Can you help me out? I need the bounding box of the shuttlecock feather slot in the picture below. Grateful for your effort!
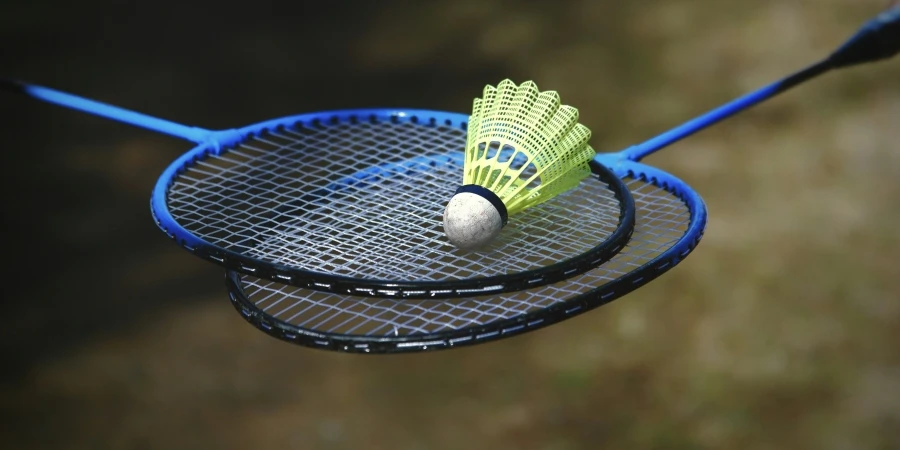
[443,79,596,250]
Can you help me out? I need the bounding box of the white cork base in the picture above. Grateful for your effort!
[442,192,504,251]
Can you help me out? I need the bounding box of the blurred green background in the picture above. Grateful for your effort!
[1,0,898,448]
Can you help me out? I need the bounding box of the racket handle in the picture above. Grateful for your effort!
[829,4,900,68]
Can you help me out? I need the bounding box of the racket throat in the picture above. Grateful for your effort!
[205,129,244,155]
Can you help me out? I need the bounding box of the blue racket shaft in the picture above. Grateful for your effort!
[0,78,229,145]
[616,3,899,162]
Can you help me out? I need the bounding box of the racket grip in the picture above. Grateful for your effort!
[829,4,900,67]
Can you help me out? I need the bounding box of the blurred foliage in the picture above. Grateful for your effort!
[1,0,898,449]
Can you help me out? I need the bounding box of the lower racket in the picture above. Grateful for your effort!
[224,5,899,353]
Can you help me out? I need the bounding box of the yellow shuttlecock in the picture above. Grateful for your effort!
[443,79,596,250]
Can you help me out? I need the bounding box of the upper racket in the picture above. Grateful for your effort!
[0,87,636,300]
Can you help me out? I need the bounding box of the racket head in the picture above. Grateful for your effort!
[223,160,707,354]
[151,109,636,299]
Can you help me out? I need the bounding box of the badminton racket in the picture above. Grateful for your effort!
[0,90,637,300]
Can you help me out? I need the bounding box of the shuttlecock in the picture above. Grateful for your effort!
[442,79,596,250]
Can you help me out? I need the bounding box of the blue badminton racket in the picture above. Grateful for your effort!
[1,89,637,300]
[218,6,899,353]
